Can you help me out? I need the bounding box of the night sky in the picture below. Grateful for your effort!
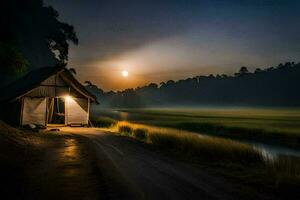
[46,0,300,91]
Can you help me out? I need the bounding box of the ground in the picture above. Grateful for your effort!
[0,125,291,199]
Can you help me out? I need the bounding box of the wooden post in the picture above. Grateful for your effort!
[87,98,90,125]
[45,97,48,126]
[19,98,24,126]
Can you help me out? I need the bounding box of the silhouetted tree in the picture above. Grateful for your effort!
[0,0,78,86]
[148,83,158,89]
[234,66,249,77]
[84,81,92,86]
[278,63,284,68]
[68,68,77,75]
[239,66,249,74]
[254,68,263,73]
[160,81,166,88]
[84,80,104,101]
[166,80,175,85]
[0,44,28,76]
[284,62,292,68]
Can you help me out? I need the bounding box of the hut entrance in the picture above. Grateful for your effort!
[47,97,65,125]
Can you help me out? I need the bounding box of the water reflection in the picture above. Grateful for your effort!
[199,133,300,161]
[62,138,78,159]
[60,138,81,177]
[254,147,277,161]
[250,142,300,161]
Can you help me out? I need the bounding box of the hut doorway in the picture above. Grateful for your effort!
[47,97,66,125]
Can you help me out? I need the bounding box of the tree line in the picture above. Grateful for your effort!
[85,62,300,107]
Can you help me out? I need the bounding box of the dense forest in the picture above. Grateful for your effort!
[86,62,300,108]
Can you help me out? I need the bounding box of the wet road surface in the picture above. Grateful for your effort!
[60,127,236,200]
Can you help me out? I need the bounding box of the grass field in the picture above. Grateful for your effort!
[93,108,300,148]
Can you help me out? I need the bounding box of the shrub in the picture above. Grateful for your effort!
[118,125,133,136]
[92,117,116,128]
[133,128,148,140]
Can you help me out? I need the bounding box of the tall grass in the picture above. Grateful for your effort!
[115,121,263,164]
[118,125,133,136]
[133,128,148,140]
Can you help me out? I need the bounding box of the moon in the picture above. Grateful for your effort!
[122,70,129,77]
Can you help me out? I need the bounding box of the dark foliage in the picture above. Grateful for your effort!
[133,128,148,140]
[87,62,300,107]
[118,125,133,135]
[91,117,116,128]
[0,0,78,86]
[0,44,28,75]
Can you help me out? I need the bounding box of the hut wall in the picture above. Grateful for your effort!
[66,98,88,125]
[22,97,47,126]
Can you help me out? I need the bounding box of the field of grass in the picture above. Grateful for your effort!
[97,108,300,148]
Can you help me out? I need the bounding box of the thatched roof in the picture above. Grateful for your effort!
[0,65,98,103]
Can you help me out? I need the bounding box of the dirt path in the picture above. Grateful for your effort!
[59,127,238,200]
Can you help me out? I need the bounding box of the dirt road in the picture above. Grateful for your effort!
[57,127,237,200]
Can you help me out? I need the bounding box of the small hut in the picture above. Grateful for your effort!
[0,65,98,127]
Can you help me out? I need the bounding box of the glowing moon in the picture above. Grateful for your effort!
[122,70,129,77]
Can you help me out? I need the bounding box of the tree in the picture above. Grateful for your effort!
[148,83,158,89]
[239,66,249,74]
[284,62,292,68]
[0,0,78,77]
[277,63,284,68]
[235,66,249,76]
[68,68,77,75]
[84,80,104,97]
[254,68,263,74]
[160,81,166,87]
[166,80,175,85]
[0,44,28,76]
[84,81,92,86]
